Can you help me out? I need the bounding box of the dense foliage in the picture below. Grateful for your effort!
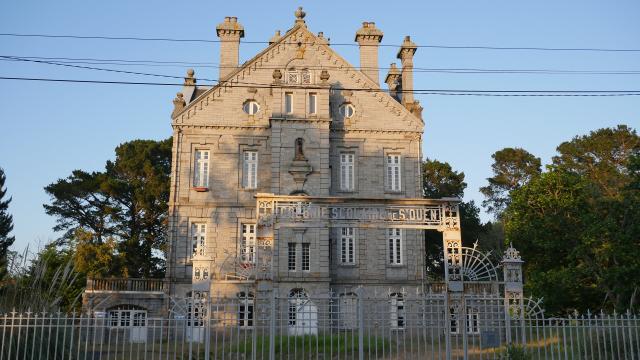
[503,125,640,313]
[44,138,172,278]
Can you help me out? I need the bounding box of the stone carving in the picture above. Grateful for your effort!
[320,69,330,83]
[288,138,313,190]
[172,92,186,116]
[294,138,305,160]
[272,69,282,83]
[184,68,196,86]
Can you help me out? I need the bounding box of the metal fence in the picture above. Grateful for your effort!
[1,293,639,359]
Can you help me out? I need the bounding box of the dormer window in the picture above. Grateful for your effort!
[243,100,260,115]
[339,103,355,118]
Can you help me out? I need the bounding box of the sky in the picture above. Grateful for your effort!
[0,0,638,253]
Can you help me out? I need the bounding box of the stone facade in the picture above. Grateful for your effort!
[166,8,428,303]
[83,8,473,319]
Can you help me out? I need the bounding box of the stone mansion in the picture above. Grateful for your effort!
[82,8,484,324]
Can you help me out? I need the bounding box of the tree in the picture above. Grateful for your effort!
[553,124,639,198]
[504,126,640,313]
[0,167,15,284]
[422,159,489,279]
[480,148,541,217]
[44,138,172,278]
[422,159,466,199]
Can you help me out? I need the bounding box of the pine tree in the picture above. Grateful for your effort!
[0,167,15,283]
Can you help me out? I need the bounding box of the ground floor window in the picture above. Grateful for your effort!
[187,291,208,327]
[390,293,405,329]
[107,305,147,328]
[237,292,254,328]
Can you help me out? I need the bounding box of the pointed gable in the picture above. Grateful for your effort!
[171,21,423,134]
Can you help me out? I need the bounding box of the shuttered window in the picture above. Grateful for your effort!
[243,151,258,189]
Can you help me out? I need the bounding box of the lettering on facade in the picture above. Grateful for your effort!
[274,203,446,226]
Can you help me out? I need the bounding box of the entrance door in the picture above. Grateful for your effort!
[288,289,318,335]
[130,311,147,343]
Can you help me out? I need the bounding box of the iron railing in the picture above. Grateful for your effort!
[86,278,166,292]
[0,294,638,359]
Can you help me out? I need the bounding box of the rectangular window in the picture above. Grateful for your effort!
[308,93,317,114]
[340,153,355,191]
[388,228,403,265]
[243,151,258,189]
[390,295,405,329]
[467,311,480,334]
[340,227,355,264]
[386,154,401,192]
[288,243,296,271]
[238,297,254,328]
[240,224,256,263]
[193,150,210,188]
[285,92,293,114]
[191,223,206,258]
[301,243,310,271]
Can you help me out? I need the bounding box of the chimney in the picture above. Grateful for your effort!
[384,63,401,100]
[216,17,245,80]
[355,22,383,86]
[397,36,417,105]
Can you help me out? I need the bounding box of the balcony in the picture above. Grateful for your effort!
[86,278,167,293]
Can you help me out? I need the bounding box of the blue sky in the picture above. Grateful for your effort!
[0,0,638,253]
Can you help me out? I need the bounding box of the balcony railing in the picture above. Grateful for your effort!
[86,278,166,293]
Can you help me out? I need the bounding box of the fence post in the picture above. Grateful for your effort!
[357,287,364,360]
[269,290,276,360]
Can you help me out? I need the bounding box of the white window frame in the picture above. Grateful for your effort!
[339,103,355,118]
[288,242,296,271]
[308,93,317,114]
[285,92,293,114]
[340,153,355,191]
[387,228,403,265]
[339,227,355,265]
[191,223,206,258]
[390,293,405,330]
[237,292,255,329]
[193,150,210,188]
[242,151,258,189]
[243,100,260,115]
[466,310,480,334]
[386,154,402,192]
[301,243,310,271]
[108,307,146,328]
[240,224,256,264]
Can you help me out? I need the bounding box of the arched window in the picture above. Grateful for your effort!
[243,100,260,115]
[237,292,255,328]
[339,103,355,118]
[389,293,405,329]
[288,288,309,326]
[107,305,147,328]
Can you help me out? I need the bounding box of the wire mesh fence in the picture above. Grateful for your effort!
[0,293,639,359]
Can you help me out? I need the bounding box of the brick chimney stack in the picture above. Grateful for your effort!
[355,22,383,86]
[397,36,417,105]
[216,17,245,80]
